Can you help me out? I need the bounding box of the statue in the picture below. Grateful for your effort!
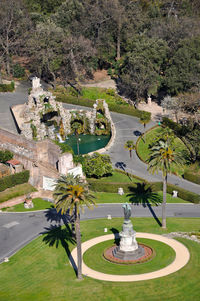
[122,203,131,220]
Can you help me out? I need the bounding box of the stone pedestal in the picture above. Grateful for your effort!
[119,219,138,252]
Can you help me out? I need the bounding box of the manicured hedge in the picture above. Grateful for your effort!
[88,180,136,193]
[88,178,200,203]
[184,171,200,185]
[0,81,15,92]
[55,93,151,120]
[166,183,200,204]
[0,170,30,192]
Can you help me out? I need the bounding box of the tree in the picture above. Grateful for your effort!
[124,140,135,158]
[117,37,168,103]
[71,122,83,155]
[161,95,180,122]
[82,153,113,178]
[27,20,64,84]
[0,0,30,76]
[53,174,96,279]
[164,37,200,95]
[0,150,13,163]
[147,140,182,228]
[139,113,151,130]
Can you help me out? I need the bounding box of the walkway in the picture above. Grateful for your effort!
[71,233,190,282]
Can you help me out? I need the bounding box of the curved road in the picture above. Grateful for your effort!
[0,81,199,262]
[0,203,200,263]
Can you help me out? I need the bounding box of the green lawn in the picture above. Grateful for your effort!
[88,170,142,183]
[94,191,188,204]
[83,238,175,275]
[136,126,189,176]
[3,198,53,212]
[0,183,37,203]
[0,218,199,301]
[3,191,188,212]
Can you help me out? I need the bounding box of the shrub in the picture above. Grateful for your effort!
[54,141,73,154]
[83,153,113,178]
[87,176,200,203]
[12,64,25,78]
[166,184,200,204]
[183,171,200,185]
[0,170,30,192]
[0,150,13,163]
[0,81,15,92]
[88,179,135,193]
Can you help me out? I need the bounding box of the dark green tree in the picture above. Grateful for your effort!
[83,153,113,178]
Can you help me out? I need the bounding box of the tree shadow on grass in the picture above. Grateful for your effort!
[41,224,77,276]
[127,183,162,227]
[115,161,132,181]
[110,228,120,246]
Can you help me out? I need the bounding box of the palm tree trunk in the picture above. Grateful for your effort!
[129,150,132,158]
[162,174,167,229]
[75,206,82,279]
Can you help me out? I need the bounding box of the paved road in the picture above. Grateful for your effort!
[0,203,200,263]
[0,81,199,262]
[0,81,199,194]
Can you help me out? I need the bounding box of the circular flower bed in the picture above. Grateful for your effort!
[103,243,155,265]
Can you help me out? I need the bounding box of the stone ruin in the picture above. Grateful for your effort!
[21,77,112,141]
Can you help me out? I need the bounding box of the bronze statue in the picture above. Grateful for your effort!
[122,203,131,220]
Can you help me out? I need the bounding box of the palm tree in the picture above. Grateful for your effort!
[139,114,150,130]
[53,174,96,279]
[147,140,182,229]
[71,122,82,155]
[124,140,135,158]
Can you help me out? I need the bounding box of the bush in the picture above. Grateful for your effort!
[0,170,30,192]
[162,117,188,136]
[87,176,200,203]
[166,184,200,204]
[54,141,73,154]
[183,171,200,185]
[0,150,13,163]
[0,81,15,92]
[83,153,113,178]
[12,64,25,78]
[88,179,135,193]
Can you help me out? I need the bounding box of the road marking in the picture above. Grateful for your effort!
[3,221,19,228]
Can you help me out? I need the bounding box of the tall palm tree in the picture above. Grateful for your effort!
[147,140,182,229]
[53,174,96,279]
[71,122,82,155]
[124,140,135,158]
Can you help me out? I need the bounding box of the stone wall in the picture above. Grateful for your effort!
[0,128,60,188]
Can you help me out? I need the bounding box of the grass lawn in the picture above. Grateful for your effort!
[0,183,36,203]
[53,86,127,107]
[3,191,188,212]
[136,126,189,176]
[3,198,53,212]
[88,170,142,183]
[0,218,199,301]
[83,238,175,275]
[94,191,188,204]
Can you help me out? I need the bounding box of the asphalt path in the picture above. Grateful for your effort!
[0,203,200,263]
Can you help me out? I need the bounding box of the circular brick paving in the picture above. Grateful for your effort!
[71,232,190,282]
